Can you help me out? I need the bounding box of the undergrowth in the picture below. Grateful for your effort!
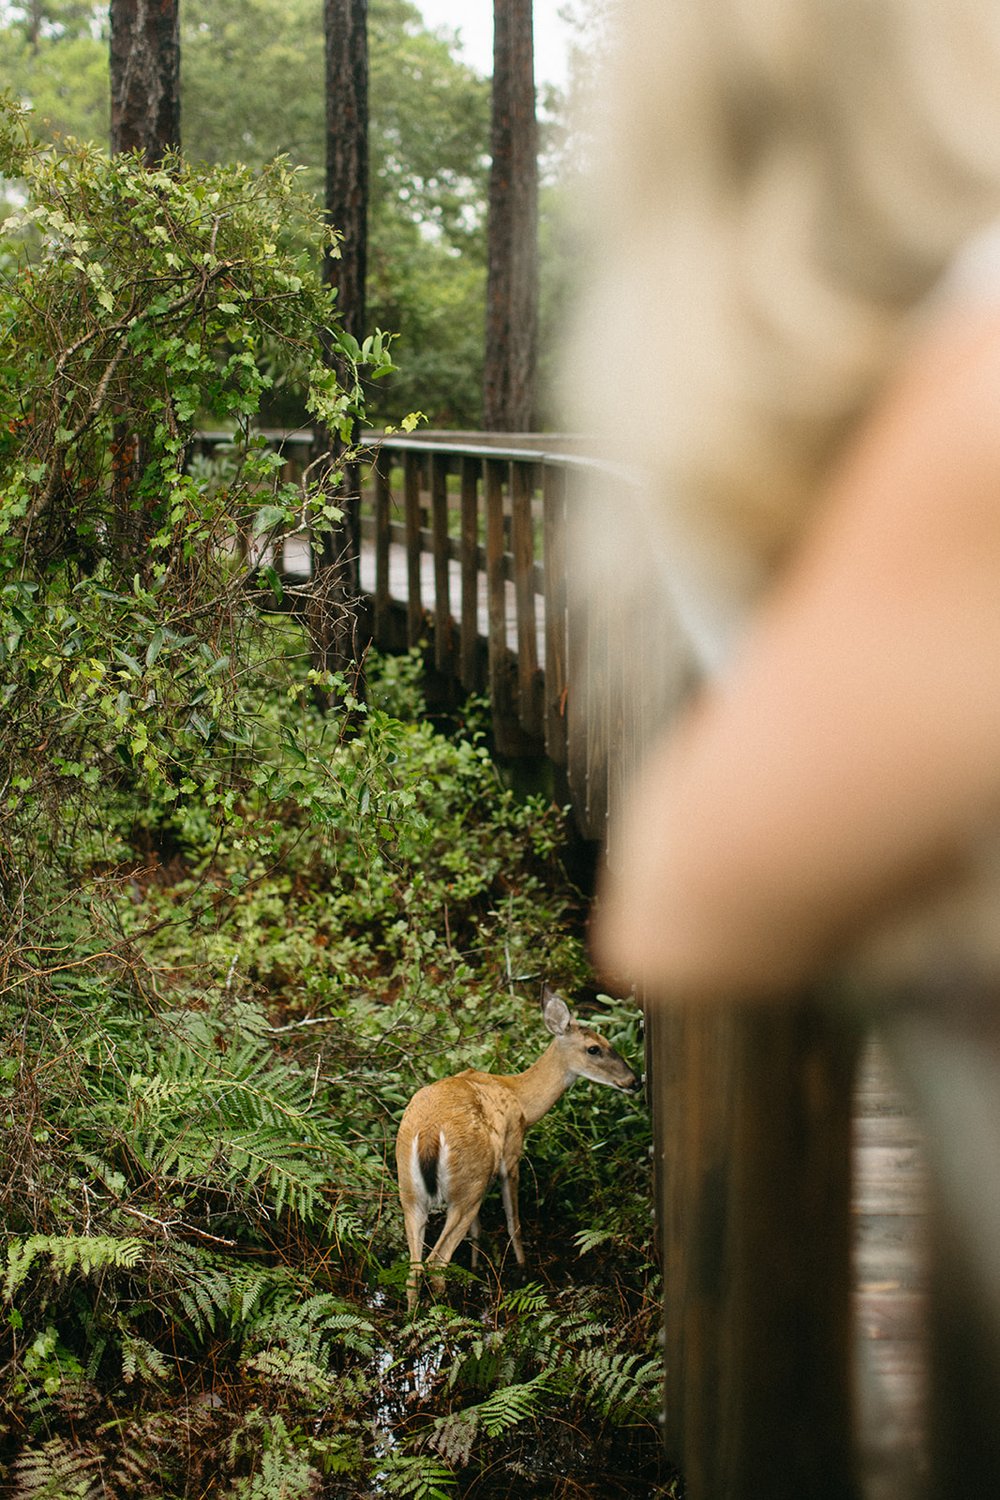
[1,643,669,1498]
[0,104,671,1498]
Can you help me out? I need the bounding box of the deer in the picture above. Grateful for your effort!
[395,984,641,1311]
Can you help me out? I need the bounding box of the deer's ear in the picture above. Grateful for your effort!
[541,985,572,1036]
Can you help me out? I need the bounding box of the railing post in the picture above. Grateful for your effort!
[430,452,452,674]
[459,456,482,692]
[484,457,514,740]
[542,462,568,767]
[403,448,423,647]
[510,458,543,741]
[654,1002,861,1500]
[373,452,391,642]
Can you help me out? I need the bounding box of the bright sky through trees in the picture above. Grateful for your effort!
[415,0,574,85]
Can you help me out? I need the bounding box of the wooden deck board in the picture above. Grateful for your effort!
[853,1040,929,1500]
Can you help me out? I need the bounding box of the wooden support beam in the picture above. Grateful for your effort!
[430,452,451,673]
[373,454,391,642]
[542,462,568,766]
[459,456,482,692]
[655,1002,861,1500]
[511,459,542,739]
[404,449,423,646]
[484,456,521,750]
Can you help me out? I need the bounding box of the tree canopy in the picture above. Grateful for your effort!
[0,0,492,425]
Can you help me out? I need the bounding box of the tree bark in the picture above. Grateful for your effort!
[313,0,370,694]
[109,0,180,164]
[324,0,369,357]
[108,0,179,583]
[483,0,539,433]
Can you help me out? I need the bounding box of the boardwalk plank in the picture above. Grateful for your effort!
[853,1040,928,1499]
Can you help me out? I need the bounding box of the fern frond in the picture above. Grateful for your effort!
[427,1408,479,1469]
[242,1345,334,1399]
[226,1411,322,1500]
[120,1332,170,1386]
[3,1235,144,1301]
[445,1333,503,1393]
[573,1225,615,1256]
[573,1347,662,1424]
[377,1452,456,1500]
[473,1371,554,1437]
[498,1281,550,1318]
[169,1248,235,1340]
[226,1263,273,1326]
[228,1441,320,1500]
[12,1437,100,1499]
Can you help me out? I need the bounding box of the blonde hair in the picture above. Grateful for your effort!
[565,0,1000,592]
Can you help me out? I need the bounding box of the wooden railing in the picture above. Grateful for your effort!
[194,427,669,836]
[193,429,925,1500]
[363,436,568,763]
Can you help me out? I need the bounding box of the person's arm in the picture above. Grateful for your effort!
[592,309,1000,1001]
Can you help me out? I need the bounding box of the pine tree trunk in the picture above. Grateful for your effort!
[313,0,370,697]
[109,0,180,164]
[324,0,369,358]
[483,0,539,433]
[108,0,180,583]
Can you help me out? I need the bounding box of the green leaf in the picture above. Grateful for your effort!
[115,651,143,677]
[145,628,166,667]
[253,503,289,535]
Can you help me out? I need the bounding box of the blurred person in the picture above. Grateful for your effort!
[563,0,1000,1492]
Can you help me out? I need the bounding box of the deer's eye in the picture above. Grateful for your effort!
[586,1044,602,1057]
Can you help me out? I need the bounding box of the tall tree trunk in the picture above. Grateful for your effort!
[108,0,180,584]
[109,0,180,164]
[324,0,369,360]
[483,0,539,433]
[313,0,369,695]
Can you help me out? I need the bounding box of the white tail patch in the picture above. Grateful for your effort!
[431,1132,449,1209]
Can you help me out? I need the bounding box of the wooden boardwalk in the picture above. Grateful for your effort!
[854,1042,928,1498]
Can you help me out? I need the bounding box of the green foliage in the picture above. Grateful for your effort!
[0,610,663,1493]
[0,0,493,427]
[4,1235,144,1301]
[0,86,663,1500]
[378,1452,457,1499]
[0,103,394,989]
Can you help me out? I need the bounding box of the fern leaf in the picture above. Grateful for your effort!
[3,1235,144,1302]
[574,1347,662,1423]
[474,1372,553,1437]
[120,1333,170,1386]
[377,1452,456,1500]
[573,1225,615,1256]
[427,1408,479,1469]
[13,1437,100,1498]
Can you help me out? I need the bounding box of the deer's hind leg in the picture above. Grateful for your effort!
[499,1159,525,1266]
[425,1153,492,1294]
[425,1202,482,1293]
[400,1194,429,1313]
